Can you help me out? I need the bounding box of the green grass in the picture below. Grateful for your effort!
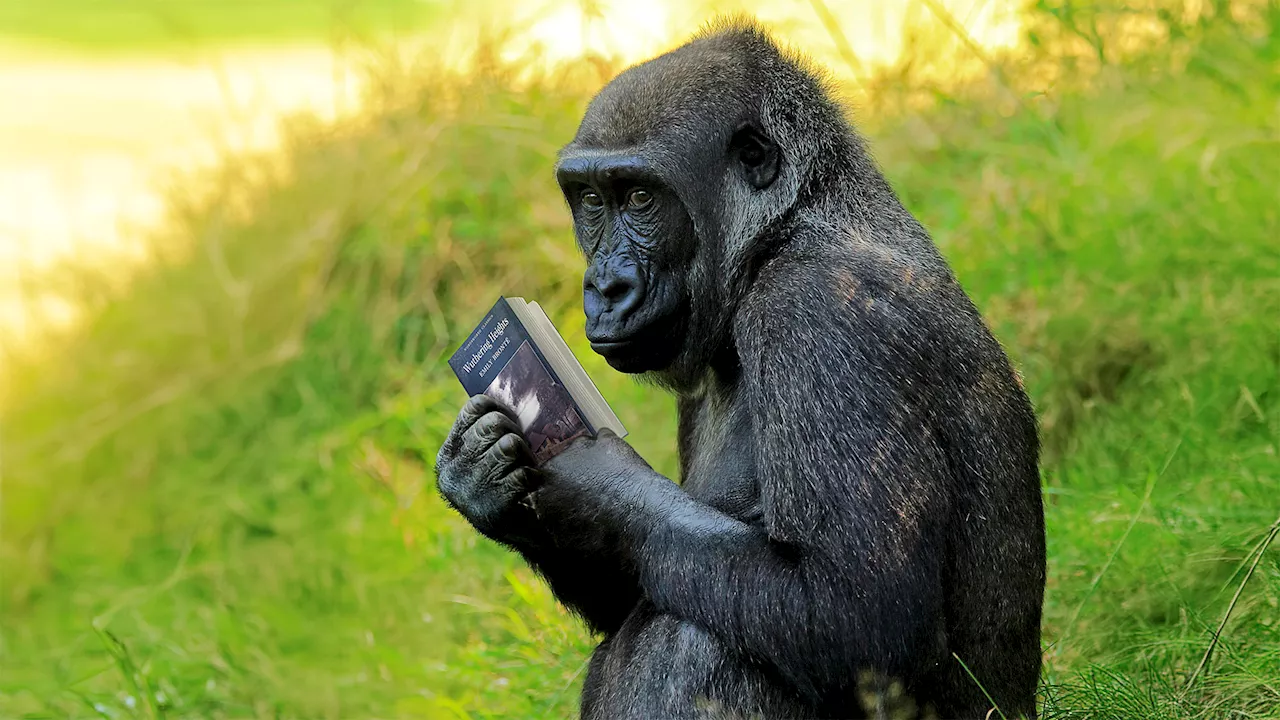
[0,0,448,50]
[2,2,1279,718]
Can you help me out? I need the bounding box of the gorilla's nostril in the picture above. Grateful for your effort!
[587,257,645,321]
[598,274,636,302]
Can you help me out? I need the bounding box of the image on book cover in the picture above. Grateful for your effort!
[485,340,590,463]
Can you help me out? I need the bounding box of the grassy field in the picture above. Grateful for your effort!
[0,0,445,50]
[2,2,1279,718]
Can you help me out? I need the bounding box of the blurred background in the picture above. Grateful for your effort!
[0,1,1276,717]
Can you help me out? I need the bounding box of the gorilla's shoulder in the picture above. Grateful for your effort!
[733,239,952,362]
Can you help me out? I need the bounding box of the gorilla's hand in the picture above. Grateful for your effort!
[532,430,672,552]
[541,429,653,484]
[435,395,543,546]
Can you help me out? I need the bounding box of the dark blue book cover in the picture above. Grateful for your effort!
[449,298,592,463]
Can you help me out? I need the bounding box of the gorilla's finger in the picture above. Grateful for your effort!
[462,411,522,457]
[476,432,534,479]
[455,395,506,441]
[461,394,503,421]
[439,395,500,459]
[507,466,544,496]
[494,432,536,467]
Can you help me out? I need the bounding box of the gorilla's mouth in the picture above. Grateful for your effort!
[587,339,631,354]
[586,311,686,373]
[587,335,650,365]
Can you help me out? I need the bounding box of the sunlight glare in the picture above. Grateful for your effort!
[520,0,672,63]
[499,0,1026,81]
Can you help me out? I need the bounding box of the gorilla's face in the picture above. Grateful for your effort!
[555,154,695,374]
[555,45,783,384]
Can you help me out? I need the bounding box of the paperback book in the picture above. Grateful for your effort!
[448,297,626,463]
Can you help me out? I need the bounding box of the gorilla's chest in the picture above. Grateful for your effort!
[677,395,763,526]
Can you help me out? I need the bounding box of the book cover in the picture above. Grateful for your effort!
[448,298,592,463]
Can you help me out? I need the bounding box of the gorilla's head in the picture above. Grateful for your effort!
[555,21,844,387]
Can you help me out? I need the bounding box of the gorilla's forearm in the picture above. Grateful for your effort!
[516,539,642,636]
[535,462,944,699]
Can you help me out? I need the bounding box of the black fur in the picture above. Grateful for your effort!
[436,18,1045,719]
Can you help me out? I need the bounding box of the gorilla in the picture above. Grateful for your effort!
[435,19,1045,720]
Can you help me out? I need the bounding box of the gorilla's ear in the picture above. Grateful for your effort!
[729,124,780,190]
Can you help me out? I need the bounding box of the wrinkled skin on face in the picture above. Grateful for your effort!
[554,158,696,374]
[554,86,781,384]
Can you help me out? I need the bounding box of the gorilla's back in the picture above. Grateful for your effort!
[933,281,1047,718]
[576,258,1046,719]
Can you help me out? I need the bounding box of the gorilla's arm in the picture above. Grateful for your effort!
[532,256,952,700]
[433,395,641,635]
[513,529,642,636]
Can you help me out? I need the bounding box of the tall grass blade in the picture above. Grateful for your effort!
[953,652,1011,720]
[1184,513,1280,693]
[1054,437,1181,657]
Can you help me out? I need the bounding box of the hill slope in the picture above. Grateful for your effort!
[2,5,1277,718]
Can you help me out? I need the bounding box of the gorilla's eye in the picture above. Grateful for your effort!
[581,190,604,209]
[627,188,653,209]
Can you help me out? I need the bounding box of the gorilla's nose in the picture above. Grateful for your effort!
[597,270,639,304]
[584,258,645,326]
